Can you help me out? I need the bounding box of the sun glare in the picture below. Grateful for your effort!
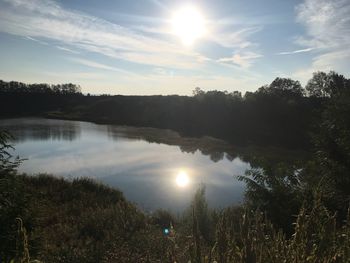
[176,171,190,187]
[171,4,206,46]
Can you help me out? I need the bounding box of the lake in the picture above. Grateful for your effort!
[1,118,252,211]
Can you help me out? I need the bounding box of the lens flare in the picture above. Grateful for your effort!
[163,228,170,235]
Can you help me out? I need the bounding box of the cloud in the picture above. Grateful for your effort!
[205,22,262,68]
[294,0,350,78]
[278,48,314,55]
[152,67,173,76]
[0,0,267,93]
[209,26,261,49]
[217,52,263,68]
[69,58,136,75]
[56,46,79,54]
[296,0,350,49]
[294,48,350,84]
[24,36,48,45]
[42,71,105,80]
[0,0,263,69]
[132,16,262,51]
[0,0,209,69]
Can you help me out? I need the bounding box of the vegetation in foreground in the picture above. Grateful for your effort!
[1,173,350,263]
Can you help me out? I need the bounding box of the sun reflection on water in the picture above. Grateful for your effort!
[176,170,190,187]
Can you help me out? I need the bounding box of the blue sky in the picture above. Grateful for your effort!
[0,0,349,95]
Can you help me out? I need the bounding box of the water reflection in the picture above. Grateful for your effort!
[175,170,190,187]
[0,118,304,211]
[0,118,81,141]
[106,125,235,163]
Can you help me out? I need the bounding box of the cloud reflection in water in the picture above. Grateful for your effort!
[0,118,248,211]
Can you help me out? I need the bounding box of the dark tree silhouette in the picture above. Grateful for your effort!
[306,71,350,98]
[257,77,304,97]
[0,71,348,149]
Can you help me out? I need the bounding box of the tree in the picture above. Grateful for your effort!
[312,82,350,214]
[0,80,82,95]
[192,87,205,97]
[229,90,242,100]
[306,71,350,98]
[305,71,329,97]
[264,77,305,97]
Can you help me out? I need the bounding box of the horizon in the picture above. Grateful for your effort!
[0,0,349,95]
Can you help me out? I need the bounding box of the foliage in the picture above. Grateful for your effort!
[238,163,304,235]
[0,80,81,95]
[306,71,350,98]
[257,77,305,97]
[0,72,335,149]
[205,195,350,263]
[310,74,350,218]
[0,173,349,262]
[0,131,21,173]
[0,131,27,262]
[150,209,175,229]
[1,174,161,262]
[191,185,214,243]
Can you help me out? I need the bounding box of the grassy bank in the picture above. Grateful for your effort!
[1,173,350,263]
[0,173,172,262]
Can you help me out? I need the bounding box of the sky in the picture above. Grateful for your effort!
[0,0,349,95]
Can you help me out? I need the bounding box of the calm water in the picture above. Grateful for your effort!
[0,118,249,211]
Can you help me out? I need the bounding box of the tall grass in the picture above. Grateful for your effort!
[2,175,350,263]
[182,190,350,263]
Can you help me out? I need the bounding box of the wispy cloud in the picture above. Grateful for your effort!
[132,21,261,57]
[0,0,209,69]
[56,46,79,54]
[278,48,314,55]
[296,0,350,50]
[148,0,169,11]
[206,22,262,68]
[209,26,261,49]
[294,0,350,78]
[0,0,264,70]
[69,58,136,75]
[0,0,267,93]
[42,71,105,80]
[217,52,263,68]
[24,36,48,45]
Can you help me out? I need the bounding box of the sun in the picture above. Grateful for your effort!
[171,4,206,46]
[176,171,190,187]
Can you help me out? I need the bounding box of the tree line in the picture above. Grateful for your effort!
[0,80,81,95]
[0,71,349,149]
